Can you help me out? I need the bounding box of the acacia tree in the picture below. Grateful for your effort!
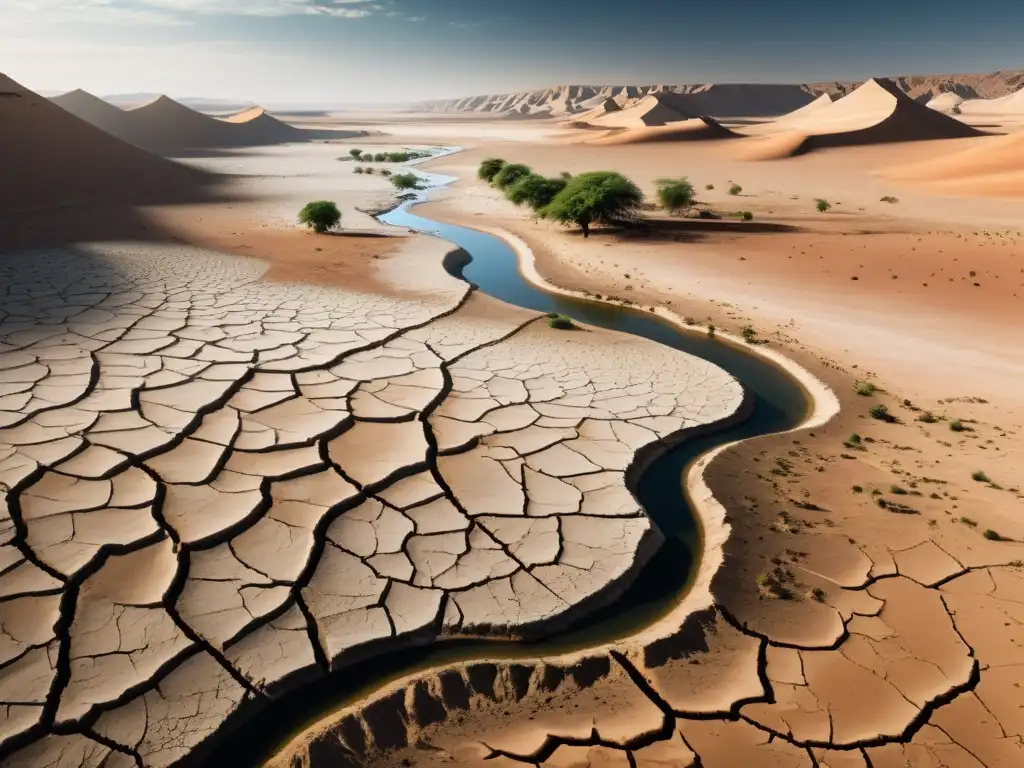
[390,172,422,190]
[298,201,341,234]
[505,173,568,211]
[348,148,362,159]
[655,177,696,215]
[541,171,643,238]
[477,158,506,182]
[491,163,532,189]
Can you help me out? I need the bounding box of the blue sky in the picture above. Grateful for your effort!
[2,0,1021,105]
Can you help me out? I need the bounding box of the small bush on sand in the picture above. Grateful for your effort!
[546,313,574,330]
[353,166,365,174]
[506,173,568,211]
[298,201,341,234]
[364,167,375,175]
[852,485,864,493]
[846,433,862,447]
[492,163,533,189]
[380,169,392,177]
[816,198,832,213]
[854,380,877,396]
[880,195,899,203]
[890,484,908,495]
[478,158,506,182]
[540,171,643,238]
[869,404,895,422]
[374,152,387,162]
[390,173,422,191]
[972,470,990,483]
[741,325,757,343]
[983,529,1004,541]
[655,177,696,215]
[707,323,716,338]
[348,148,362,158]
[950,419,966,432]
[705,183,715,190]
[738,210,754,221]
[728,183,743,196]
[917,411,939,423]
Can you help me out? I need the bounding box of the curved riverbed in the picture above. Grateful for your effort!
[204,162,811,767]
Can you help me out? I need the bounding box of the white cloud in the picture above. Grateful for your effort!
[0,0,378,27]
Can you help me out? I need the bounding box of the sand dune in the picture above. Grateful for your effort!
[0,74,205,214]
[586,117,740,145]
[740,78,982,159]
[883,131,1024,197]
[51,89,356,152]
[774,92,833,121]
[959,88,1024,114]
[926,92,965,113]
[587,93,694,128]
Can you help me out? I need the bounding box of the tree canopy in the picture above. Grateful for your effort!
[348,148,362,158]
[390,172,422,191]
[298,201,341,234]
[477,158,506,182]
[505,173,568,212]
[540,171,643,237]
[491,163,532,189]
[655,177,696,215]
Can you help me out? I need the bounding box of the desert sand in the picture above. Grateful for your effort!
[2,67,1024,768]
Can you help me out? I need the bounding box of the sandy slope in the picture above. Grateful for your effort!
[583,117,740,145]
[587,93,695,128]
[883,131,1024,197]
[739,78,983,159]
[0,74,207,213]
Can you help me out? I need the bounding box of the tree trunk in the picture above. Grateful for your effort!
[580,220,590,238]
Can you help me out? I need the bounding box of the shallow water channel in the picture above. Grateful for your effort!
[206,161,811,767]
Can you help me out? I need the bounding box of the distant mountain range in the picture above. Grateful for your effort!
[414,69,1024,118]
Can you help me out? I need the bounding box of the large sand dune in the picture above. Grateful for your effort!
[0,74,205,213]
[586,116,741,145]
[884,131,1024,197]
[586,92,695,128]
[51,89,355,152]
[742,78,983,159]
[959,88,1024,114]
[926,91,965,113]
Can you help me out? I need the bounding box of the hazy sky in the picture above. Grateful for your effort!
[2,0,1022,105]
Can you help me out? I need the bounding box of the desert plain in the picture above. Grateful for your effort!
[0,70,1023,768]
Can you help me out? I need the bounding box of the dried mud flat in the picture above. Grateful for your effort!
[0,232,743,766]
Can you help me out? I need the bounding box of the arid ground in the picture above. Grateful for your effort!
[1,75,1023,768]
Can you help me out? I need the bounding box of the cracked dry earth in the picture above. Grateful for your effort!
[0,235,744,767]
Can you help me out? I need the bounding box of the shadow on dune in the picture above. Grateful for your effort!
[577,218,802,244]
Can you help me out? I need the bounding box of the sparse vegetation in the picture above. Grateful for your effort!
[707,323,716,338]
[854,380,877,396]
[983,529,1005,541]
[655,177,696,215]
[540,171,643,238]
[880,195,899,203]
[390,172,422,191]
[890,485,908,495]
[506,173,568,211]
[478,158,507,183]
[353,166,366,174]
[348,148,362,158]
[297,200,341,234]
[705,183,714,190]
[738,211,754,221]
[917,411,939,423]
[959,516,978,527]
[492,163,533,189]
[869,404,895,422]
[852,485,864,493]
[949,419,966,432]
[815,198,832,213]
[971,470,990,483]
[740,325,757,343]
[809,587,826,602]
[845,433,862,448]
[380,169,392,177]
[546,313,574,330]
[728,183,742,195]
[374,152,387,162]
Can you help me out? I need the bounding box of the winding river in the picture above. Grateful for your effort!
[204,157,811,767]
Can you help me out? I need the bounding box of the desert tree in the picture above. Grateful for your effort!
[492,162,533,189]
[298,201,341,234]
[477,158,506,182]
[390,172,422,191]
[348,148,362,159]
[506,173,568,211]
[541,171,643,238]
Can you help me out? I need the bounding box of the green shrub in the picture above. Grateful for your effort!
[917,411,938,423]
[971,470,990,483]
[297,201,341,234]
[890,485,908,495]
[655,177,696,215]
[380,169,393,177]
[847,433,862,446]
[492,163,533,189]
[740,325,757,343]
[705,183,714,190]
[478,158,506,182]
[728,183,742,195]
[950,419,966,432]
[353,166,365,174]
[546,313,574,330]
[707,323,716,338]
[816,198,832,213]
[854,380,877,396]
[852,485,864,493]
[869,404,894,422]
[880,195,899,203]
[983,529,1004,541]
[738,211,754,221]
[374,152,387,162]
[390,172,422,191]
[506,174,568,211]
[540,171,643,238]
[349,148,362,158]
